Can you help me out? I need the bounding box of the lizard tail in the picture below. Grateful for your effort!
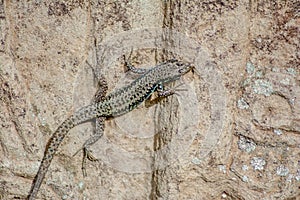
[28,103,100,199]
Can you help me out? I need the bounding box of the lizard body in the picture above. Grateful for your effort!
[28,59,192,199]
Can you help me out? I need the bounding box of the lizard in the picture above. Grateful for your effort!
[27,58,193,199]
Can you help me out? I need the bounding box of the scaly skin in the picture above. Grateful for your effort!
[28,59,192,199]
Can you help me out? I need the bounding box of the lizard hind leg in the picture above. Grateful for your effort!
[74,74,108,177]
[80,117,105,177]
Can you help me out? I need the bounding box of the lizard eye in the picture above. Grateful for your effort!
[178,68,186,73]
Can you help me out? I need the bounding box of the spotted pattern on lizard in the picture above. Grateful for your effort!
[28,59,193,199]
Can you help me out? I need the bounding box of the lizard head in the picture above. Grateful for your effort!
[172,59,193,75]
[157,59,193,83]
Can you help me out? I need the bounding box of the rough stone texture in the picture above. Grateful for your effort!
[0,0,299,199]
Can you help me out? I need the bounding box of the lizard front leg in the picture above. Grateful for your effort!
[145,83,185,107]
[123,52,149,74]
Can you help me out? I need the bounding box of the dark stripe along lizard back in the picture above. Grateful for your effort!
[28,59,192,199]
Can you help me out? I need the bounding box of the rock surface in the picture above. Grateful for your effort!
[0,1,299,199]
